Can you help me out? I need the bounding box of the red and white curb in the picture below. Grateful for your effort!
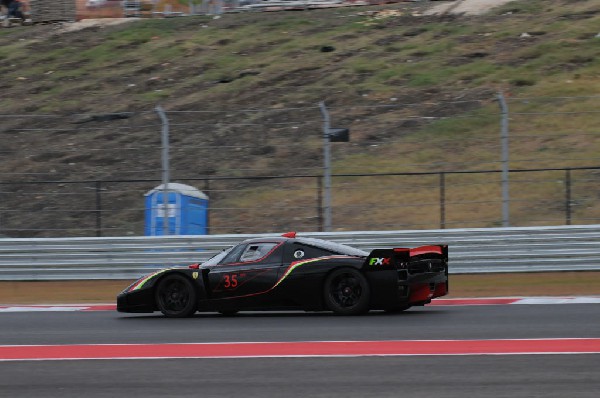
[1,338,599,361]
[430,297,600,306]
[0,297,599,312]
[0,304,114,312]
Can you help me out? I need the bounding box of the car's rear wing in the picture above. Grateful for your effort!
[365,245,448,273]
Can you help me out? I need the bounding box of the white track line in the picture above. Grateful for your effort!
[1,297,599,312]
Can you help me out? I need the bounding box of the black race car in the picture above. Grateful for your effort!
[117,232,448,317]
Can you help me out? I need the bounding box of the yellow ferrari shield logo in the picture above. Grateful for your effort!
[192,272,199,279]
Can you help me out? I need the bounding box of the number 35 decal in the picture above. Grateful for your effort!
[223,274,238,289]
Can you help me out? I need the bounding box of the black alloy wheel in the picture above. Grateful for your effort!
[324,268,370,315]
[155,274,197,318]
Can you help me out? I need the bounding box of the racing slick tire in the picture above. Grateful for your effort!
[324,268,370,315]
[155,274,197,318]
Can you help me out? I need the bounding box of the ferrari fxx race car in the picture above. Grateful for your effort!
[117,232,448,317]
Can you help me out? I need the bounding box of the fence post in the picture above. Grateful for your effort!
[565,169,572,225]
[95,181,102,237]
[155,105,170,236]
[204,178,211,234]
[497,92,510,227]
[439,172,446,229]
[317,176,323,232]
[319,101,332,232]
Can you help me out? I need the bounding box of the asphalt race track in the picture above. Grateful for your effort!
[1,303,599,397]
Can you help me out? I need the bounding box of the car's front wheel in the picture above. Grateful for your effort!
[324,268,370,315]
[155,274,197,318]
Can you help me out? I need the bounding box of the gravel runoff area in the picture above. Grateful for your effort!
[1,272,599,304]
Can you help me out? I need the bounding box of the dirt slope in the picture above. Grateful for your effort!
[0,0,598,237]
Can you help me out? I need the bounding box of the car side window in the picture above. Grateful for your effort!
[239,242,278,263]
[220,244,247,265]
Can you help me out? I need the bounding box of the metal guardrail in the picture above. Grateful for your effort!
[1,225,600,280]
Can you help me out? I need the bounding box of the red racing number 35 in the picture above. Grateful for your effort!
[223,274,238,289]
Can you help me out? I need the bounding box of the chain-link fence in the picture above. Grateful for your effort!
[1,94,599,237]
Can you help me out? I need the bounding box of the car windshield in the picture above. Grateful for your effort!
[296,238,368,257]
[201,246,234,267]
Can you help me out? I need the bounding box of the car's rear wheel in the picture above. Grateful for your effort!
[324,268,370,315]
[155,274,197,318]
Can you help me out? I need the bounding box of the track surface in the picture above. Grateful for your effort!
[1,303,599,397]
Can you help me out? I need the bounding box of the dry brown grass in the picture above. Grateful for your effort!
[2,1,600,236]
[1,272,598,304]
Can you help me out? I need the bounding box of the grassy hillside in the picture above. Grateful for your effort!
[0,0,599,237]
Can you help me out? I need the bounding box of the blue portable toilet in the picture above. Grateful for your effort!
[144,183,209,236]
